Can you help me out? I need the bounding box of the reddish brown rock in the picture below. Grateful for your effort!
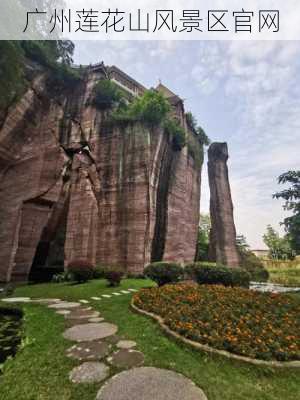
[0,64,202,282]
[208,143,240,267]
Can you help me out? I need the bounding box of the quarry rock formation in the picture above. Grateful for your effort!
[208,142,240,267]
[0,63,202,282]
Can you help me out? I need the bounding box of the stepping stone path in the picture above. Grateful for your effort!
[70,362,109,384]
[1,293,207,399]
[56,310,71,315]
[116,340,137,349]
[49,301,81,309]
[63,323,118,342]
[65,310,100,320]
[107,349,144,369]
[96,367,208,400]
[67,341,111,361]
[1,297,31,303]
[89,317,105,323]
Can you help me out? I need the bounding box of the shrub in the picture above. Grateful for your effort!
[111,89,171,126]
[93,266,106,279]
[164,118,186,151]
[67,259,94,283]
[144,262,184,286]
[103,268,124,287]
[185,262,250,288]
[93,79,125,110]
[51,271,72,283]
[186,112,210,145]
[239,251,269,282]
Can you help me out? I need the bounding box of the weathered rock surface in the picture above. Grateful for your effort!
[0,64,202,282]
[107,349,144,369]
[48,302,81,309]
[63,322,118,342]
[96,367,207,400]
[69,362,109,384]
[208,143,240,267]
[116,340,137,349]
[67,341,111,361]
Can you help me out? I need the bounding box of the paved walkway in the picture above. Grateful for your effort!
[1,295,207,400]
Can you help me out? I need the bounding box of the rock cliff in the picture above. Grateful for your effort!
[0,64,202,282]
[208,142,240,267]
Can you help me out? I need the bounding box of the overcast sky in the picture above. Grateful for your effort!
[74,40,300,249]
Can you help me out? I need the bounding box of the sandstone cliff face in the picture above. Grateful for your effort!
[0,66,202,282]
[208,142,240,267]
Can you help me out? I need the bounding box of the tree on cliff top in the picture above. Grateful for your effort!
[273,171,300,255]
[0,40,76,110]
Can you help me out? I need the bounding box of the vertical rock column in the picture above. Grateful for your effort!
[208,142,240,267]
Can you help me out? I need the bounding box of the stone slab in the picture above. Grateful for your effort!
[64,318,92,328]
[116,340,137,350]
[48,302,81,309]
[69,362,109,384]
[32,298,61,304]
[107,349,144,369]
[56,310,71,315]
[89,317,105,323]
[1,297,31,303]
[63,323,118,342]
[67,341,111,361]
[96,367,207,400]
[66,310,100,320]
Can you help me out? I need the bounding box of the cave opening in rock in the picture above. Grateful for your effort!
[28,200,69,283]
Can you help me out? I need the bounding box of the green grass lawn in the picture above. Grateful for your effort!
[1,279,299,400]
[267,267,300,287]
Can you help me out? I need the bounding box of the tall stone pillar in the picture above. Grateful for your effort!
[208,142,240,267]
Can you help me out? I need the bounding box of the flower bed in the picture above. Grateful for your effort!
[133,284,300,362]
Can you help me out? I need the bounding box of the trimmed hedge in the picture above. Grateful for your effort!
[144,262,184,286]
[67,259,94,283]
[185,262,250,288]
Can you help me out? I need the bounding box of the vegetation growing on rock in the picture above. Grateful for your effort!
[93,79,126,110]
[0,40,79,112]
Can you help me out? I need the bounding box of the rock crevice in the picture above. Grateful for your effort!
[0,66,202,282]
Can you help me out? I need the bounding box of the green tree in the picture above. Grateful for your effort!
[263,225,295,260]
[0,40,75,112]
[0,42,24,109]
[273,171,300,254]
[236,234,269,282]
[236,235,250,253]
[195,214,211,261]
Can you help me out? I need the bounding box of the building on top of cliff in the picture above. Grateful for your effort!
[156,82,185,125]
[108,65,147,97]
